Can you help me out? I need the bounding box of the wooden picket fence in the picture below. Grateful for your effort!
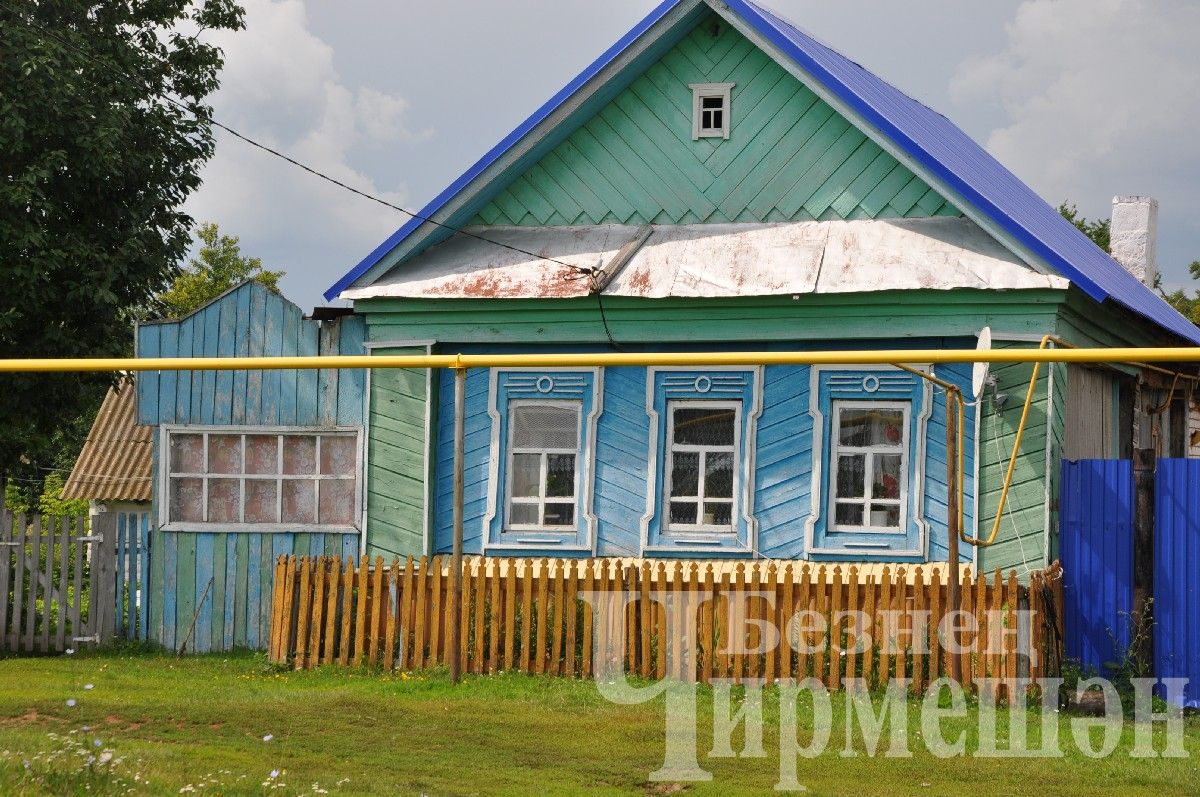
[269,555,1064,694]
[0,510,149,654]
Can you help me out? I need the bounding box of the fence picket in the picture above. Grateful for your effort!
[415,556,430,669]
[54,518,69,652]
[551,560,566,676]
[519,559,534,672]
[334,559,351,665]
[502,558,515,670]
[895,568,908,685]
[24,515,40,650]
[580,560,594,678]
[565,561,579,677]
[430,556,444,666]
[0,513,10,649]
[396,557,414,669]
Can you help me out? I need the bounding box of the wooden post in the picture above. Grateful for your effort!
[450,366,466,684]
[946,390,962,683]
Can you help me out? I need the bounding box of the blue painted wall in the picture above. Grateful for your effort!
[137,281,366,427]
[135,281,367,652]
[430,342,976,562]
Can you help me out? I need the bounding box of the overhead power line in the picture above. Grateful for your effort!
[0,1,595,278]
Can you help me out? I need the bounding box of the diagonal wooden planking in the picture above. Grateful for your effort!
[470,13,961,228]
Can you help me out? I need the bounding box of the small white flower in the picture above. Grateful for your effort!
[65,648,75,655]
[81,725,91,732]
[262,734,273,743]
[269,769,280,779]
[86,755,96,765]
[98,751,113,765]
[66,698,77,707]
[93,739,103,748]
[84,683,94,690]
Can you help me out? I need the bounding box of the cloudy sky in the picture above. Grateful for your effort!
[184,0,1200,310]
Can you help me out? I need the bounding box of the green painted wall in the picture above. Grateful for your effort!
[975,351,1053,575]
[356,290,1064,346]
[470,14,960,227]
[365,345,429,558]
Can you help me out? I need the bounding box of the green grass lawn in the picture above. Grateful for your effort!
[0,649,1198,796]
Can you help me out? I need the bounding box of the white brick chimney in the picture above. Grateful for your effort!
[1110,195,1158,287]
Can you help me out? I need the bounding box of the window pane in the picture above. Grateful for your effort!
[702,96,723,109]
[875,454,902,499]
[545,454,576,498]
[543,503,575,527]
[318,479,355,526]
[869,504,901,529]
[170,477,203,522]
[244,479,278,524]
[705,451,734,498]
[669,501,698,525]
[835,503,864,527]
[511,404,578,449]
[510,453,541,498]
[245,435,278,475]
[672,406,735,446]
[711,110,723,129]
[282,436,316,475]
[509,502,539,526]
[670,451,699,497]
[207,434,242,475]
[206,478,240,523]
[282,480,316,524]
[836,454,865,498]
[320,435,356,476]
[703,501,733,527]
[170,434,204,473]
[839,408,904,447]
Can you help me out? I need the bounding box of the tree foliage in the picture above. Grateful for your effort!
[1058,202,1200,326]
[1058,202,1111,252]
[0,1,245,483]
[154,222,285,319]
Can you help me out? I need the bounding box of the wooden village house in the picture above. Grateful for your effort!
[131,0,1200,651]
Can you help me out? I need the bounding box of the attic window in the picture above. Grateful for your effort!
[690,82,734,140]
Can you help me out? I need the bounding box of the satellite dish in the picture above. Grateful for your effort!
[972,326,992,399]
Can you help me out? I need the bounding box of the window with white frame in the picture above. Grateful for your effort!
[665,401,738,531]
[505,402,581,530]
[829,402,908,531]
[165,429,359,529]
[690,82,734,140]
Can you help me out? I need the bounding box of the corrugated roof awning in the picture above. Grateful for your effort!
[62,381,152,502]
[342,217,1068,301]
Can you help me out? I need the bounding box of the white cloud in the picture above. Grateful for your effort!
[949,0,1200,283]
[185,0,428,306]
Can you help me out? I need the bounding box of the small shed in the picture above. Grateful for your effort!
[62,380,153,521]
[135,280,368,651]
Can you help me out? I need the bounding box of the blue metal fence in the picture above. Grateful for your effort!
[1059,459,1134,674]
[1154,459,1200,708]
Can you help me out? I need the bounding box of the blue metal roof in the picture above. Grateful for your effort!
[327,0,1200,345]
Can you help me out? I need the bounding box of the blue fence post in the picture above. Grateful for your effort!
[1154,458,1200,708]
[1059,459,1134,674]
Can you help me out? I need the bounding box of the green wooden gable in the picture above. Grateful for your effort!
[470,14,960,227]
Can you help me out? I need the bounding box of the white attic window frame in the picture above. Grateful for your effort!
[690,82,734,140]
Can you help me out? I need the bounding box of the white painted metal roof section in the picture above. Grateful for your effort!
[812,217,1068,294]
[343,218,1068,300]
